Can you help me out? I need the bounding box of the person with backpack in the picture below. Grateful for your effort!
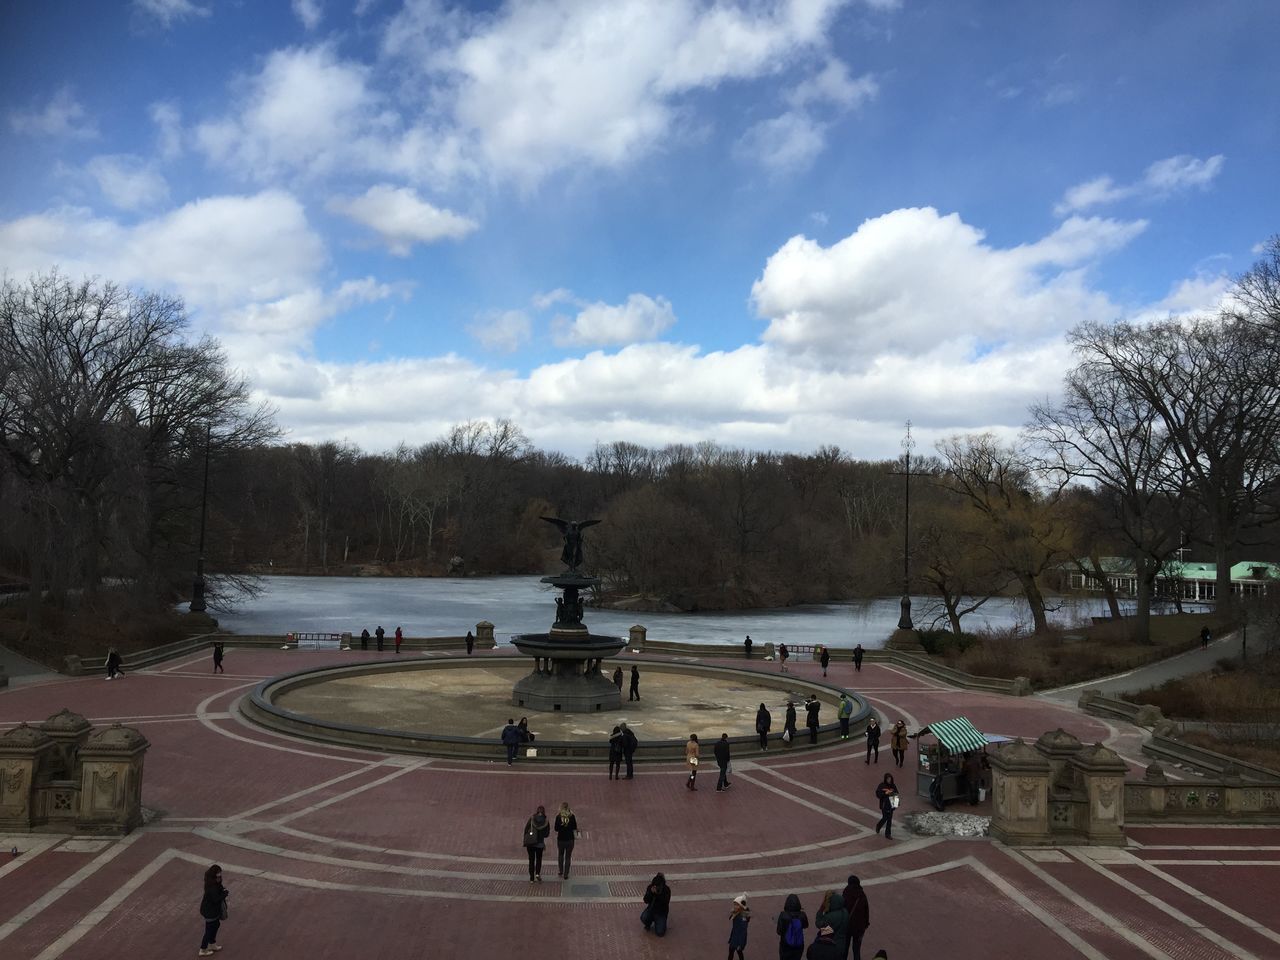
[784,701,797,746]
[621,722,638,778]
[889,721,910,768]
[874,773,899,840]
[714,732,732,791]
[685,733,700,791]
[608,725,624,780]
[198,863,228,956]
[815,888,849,959]
[805,695,821,744]
[819,645,830,677]
[779,642,790,672]
[777,892,809,960]
[842,875,870,960]
[864,718,881,764]
[852,644,864,672]
[641,872,672,936]
[755,702,772,750]
[837,694,853,740]
[522,805,550,881]
[554,801,578,879]
[727,894,750,960]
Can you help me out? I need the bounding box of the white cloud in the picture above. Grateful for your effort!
[292,0,324,30]
[532,288,574,310]
[149,101,184,160]
[133,0,209,27]
[1042,83,1080,107]
[327,184,477,255]
[750,206,1146,366]
[86,155,170,211]
[10,87,97,139]
[736,111,828,175]
[552,293,677,347]
[1056,154,1226,215]
[469,309,533,352]
[787,59,878,110]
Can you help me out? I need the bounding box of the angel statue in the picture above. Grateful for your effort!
[541,516,601,573]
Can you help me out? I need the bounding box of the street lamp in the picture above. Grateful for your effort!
[190,424,211,613]
[897,421,914,630]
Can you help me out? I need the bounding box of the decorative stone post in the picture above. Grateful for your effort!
[1071,742,1129,846]
[1221,763,1244,820]
[475,621,495,649]
[1140,762,1169,819]
[0,724,55,830]
[1035,728,1085,840]
[76,724,150,835]
[39,708,93,779]
[629,624,646,652]
[988,738,1053,846]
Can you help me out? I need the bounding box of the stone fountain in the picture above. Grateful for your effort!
[510,517,626,712]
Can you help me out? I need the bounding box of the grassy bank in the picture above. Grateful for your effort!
[921,612,1237,689]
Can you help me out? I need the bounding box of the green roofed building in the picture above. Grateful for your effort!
[1066,559,1278,602]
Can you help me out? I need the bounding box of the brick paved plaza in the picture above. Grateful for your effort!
[3,646,1279,960]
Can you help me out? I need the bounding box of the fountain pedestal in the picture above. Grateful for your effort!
[511,574,626,712]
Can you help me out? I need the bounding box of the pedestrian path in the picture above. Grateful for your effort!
[1040,629,1242,702]
[0,642,58,684]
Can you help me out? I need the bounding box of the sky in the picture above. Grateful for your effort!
[2,0,1277,461]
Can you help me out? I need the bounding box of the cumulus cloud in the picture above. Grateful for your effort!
[736,111,828,175]
[292,0,323,30]
[532,288,574,310]
[469,309,533,352]
[10,87,97,139]
[327,184,478,255]
[133,0,209,27]
[750,206,1146,367]
[1056,154,1226,215]
[86,155,170,211]
[149,101,184,159]
[551,293,677,347]
[787,58,878,110]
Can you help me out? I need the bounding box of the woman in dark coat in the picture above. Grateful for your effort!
[842,875,870,960]
[755,703,772,751]
[523,805,550,881]
[198,863,227,956]
[819,646,830,677]
[608,725,624,779]
[776,892,809,960]
[864,718,881,764]
[727,894,750,960]
[874,773,899,840]
[641,872,672,936]
[554,801,578,879]
[784,701,798,746]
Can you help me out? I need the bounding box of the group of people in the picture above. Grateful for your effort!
[500,717,537,764]
[359,625,399,652]
[521,802,580,881]
[751,693,865,749]
[610,664,641,700]
[862,718,912,767]
[745,635,869,675]
[607,722,640,778]
[715,877,889,959]
[681,732,736,791]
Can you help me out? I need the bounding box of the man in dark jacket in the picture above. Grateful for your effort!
[375,625,385,651]
[714,733,732,791]
[501,718,522,765]
[641,873,671,937]
[819,646,830,676]
[755,703,772,750]
[852,644,864,672]
[784,701,798,745]
[629,665,641,701]
[805,696,821,744]
[621,722,638,778]
[842,875,870,960]
[744,634,753,658]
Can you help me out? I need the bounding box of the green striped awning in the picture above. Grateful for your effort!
[917,717,988,754]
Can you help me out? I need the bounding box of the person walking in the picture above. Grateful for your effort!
[465,630,475,655]
[360,628,369,651]
[776,893,809,960]
[554,801,578,879]
[714,732,732,791]
[744,634,753,659]
[727,894,750,960]
[842,875,870,960]
[613,666,624,691]
[522,805,550,881]
[837,694,852,740]
[806,924,840,960]
[805,695,821,744]
[852,644,864,672]
[685,733,700,790]
[641,872,671,936]
[820,645,830,677]
[198,863,228,956]
[864,718,881,765]
[501,718,522,765]
[375,625,385,652]
[105,647,124,680]
[756,702,772,750]
[608,725,624,779]
[784,701,798,746]
[629,664,641,701]
[816,888,849,960]
[394,626,403,654]
[874,773,898,840]
[889,721,909,768]
[1200,624,1212,649]
[621,722,638,778]
[778,642,790,672]
[212,641,225,674]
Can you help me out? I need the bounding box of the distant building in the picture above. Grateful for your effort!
[1065,559,1279,602]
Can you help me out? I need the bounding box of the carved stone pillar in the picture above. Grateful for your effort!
[629,624,646,651]
[988,739,1053,846]
[0,724,55,830]
[39,709,93,780]
[76,724,150,835]
[1071,742,1129,846]
[1141,762,1168,819]
[474,621,496,650]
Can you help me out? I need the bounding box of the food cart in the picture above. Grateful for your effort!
[913,716,990,810]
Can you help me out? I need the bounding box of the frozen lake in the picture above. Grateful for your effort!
[212,576,1127,649]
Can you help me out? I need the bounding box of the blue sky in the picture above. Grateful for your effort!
[3,0,1277,458]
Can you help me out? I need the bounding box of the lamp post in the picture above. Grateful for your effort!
[190,424,211,613]
[897,421,915,630]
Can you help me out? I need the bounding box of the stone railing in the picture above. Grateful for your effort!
[1141,731,1280,782]
[1125,762,1280,823]
[1077,689,1165,726]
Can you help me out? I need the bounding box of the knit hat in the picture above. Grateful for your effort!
[733,895,747,907]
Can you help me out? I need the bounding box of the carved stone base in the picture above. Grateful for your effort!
[513,669,622,713]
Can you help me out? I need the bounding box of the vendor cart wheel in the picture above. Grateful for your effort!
[929,777,945,812]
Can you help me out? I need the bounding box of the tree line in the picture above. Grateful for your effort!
[2,240,1278,645]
